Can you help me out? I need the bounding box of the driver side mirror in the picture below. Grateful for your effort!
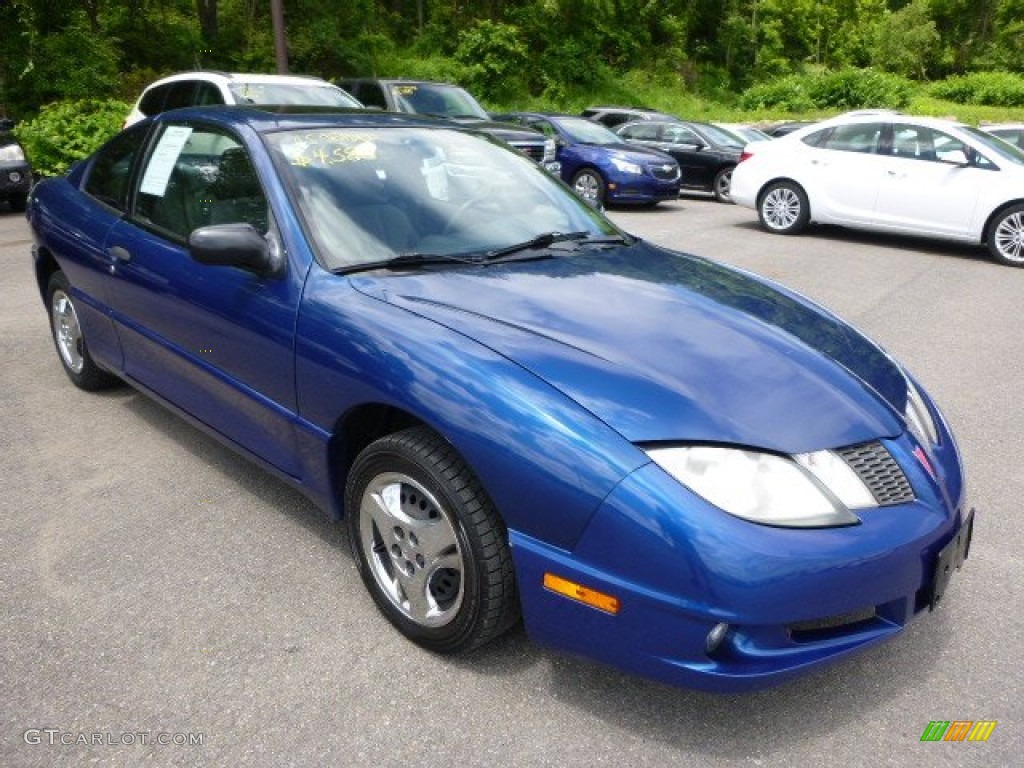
[188,223,281,276]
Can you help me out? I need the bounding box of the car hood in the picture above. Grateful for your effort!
[580,142,674,164]
[351,243,907,453]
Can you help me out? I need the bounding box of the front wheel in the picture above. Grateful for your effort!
[47,271,119,391]
[345,427,519,653]
[713,166,735,204]
[572,169,606,206]
[986,204,1024,267]
[758,181,810,235]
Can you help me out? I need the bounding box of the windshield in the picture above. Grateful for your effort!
[694,123,744,149]
[555,117,623,145]
[228,82,361,108]
[961,125,1024,167]
[389,83,489,120]
[267,126,618,271]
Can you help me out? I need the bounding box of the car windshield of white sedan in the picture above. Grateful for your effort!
[961,125,1024,167]
[267,127,615,270]
[227,82,360,108]
[557,118,623,146]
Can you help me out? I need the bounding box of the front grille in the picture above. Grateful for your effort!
[837,441,914,506]
[510,142,546,162]
[649,163,679,181]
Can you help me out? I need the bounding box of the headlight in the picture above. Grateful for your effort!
[0,143,26,163]
[646,445,873,528]
[904,378,938,446]
[610,157,643,175]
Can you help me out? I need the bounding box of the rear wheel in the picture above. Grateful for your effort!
[47,271,119,391]
[758,181,810,235]
[345,427,519,653]
[713,166,735,204]
[986,204,1024,267]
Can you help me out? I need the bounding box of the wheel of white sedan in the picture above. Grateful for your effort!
[345,426,519,652]
[713,166,735,204]
[758,181,810,235]
[987,204,1024,267]
[47,271,119,391]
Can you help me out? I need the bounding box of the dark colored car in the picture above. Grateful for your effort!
[581,106,680,129]
[496,112,681,206]
[615,120,744,203]
[337,78,557,169]
[0,120,33,213]
[28,106,972,692]
[766,120,817,138]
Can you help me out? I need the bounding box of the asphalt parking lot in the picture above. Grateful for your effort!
[1,195,1021,767]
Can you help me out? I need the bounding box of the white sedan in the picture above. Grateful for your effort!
[730,113,1024,267]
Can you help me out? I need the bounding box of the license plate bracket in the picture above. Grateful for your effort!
[929,508,974,611]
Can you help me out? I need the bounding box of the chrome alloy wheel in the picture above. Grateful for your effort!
[993,210,1024,264]
[573,172,601,202]
[51,289,84,374]
[762,186,802,230]
[359,472,465,628]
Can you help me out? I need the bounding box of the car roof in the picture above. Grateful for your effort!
[146,71,334,88]
[144,105,461,133]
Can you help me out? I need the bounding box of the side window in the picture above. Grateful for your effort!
[195,81,224,106]
[664,125,700,145]
[164,81,199,111]
[532,121,558,139]
[83,125,150,211]
[890,125,936,160]
[623,123,660,141]
[358,83,388,110]
[601,113,629,128]
[138,84,169,117]
[821,123,882,154]
[134,124,269,241]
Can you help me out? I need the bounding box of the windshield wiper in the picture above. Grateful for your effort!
[334,251,482,275]
[481,231,632,263]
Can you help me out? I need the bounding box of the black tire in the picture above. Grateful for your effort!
[571,168,606,206]
[8,193,28,213]
[345,426,519,653]
[47,272,119,391]
[757,180,810,235]
[713,165,735,204]
[986,204,1024,267]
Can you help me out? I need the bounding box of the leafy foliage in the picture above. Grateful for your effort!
[929,72,1024,107]
[15,100,131,177]
[740,69,911,111]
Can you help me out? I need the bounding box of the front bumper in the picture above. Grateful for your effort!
[511,432,970,692]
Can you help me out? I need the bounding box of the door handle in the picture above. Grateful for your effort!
[107,245,132,262]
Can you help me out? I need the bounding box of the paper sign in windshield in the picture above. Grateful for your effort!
[139,126,194,197]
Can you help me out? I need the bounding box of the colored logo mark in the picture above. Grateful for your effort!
[920,720,997,742]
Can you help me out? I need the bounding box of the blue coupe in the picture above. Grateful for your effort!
[28,107,972,692]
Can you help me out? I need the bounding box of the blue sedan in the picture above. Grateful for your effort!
[28,107,972,691]
[495,112,681,206]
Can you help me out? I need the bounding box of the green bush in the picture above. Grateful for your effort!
[929,71,1024,107]
[739,75,815,112]
[455,20,529,103]
[740,68,912,111]
[15,99,131,178]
